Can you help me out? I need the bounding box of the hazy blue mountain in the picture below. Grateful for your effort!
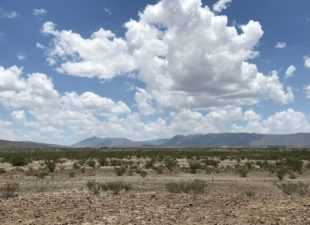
[0,139,60,149]
[164,133,264,147]
[72,136,140,148]
[72,133,310,148]
[250,133,310,147]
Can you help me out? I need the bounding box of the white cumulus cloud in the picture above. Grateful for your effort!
[41,22,136,79]
[17,52,26,61]
[304,56,310,68]
[212,0,232,13]
[42,0,294,112]
[285,65,296,78]
[32,8,47,16]
[275,42,287,49]
[0,8,18,19]
[305,84,310,99]
[11,110,27,125]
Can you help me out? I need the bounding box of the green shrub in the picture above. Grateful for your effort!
[0,182,19,198]
[101,181,132,195]
[80,167,86,173]
[87,160,96,168]
[114,166,127,176]
[153,165,164,174]
[285,158,303,174]
[237,166,249,177]
[255,160,264,168]
[25,167,49,178]
[244,161,254,170]
[0,168,6,174]
[136,169,148,177]
[73,162,80,170]
[86,180,132,195]
[289,172,297,179]
[69,171,76,178]
[110,159,123,166]
[165,180,206,194]
[86,180,101,195]
[145,158,156,169]
[10,156,28,167]
[78,159,86,166]
[188,159,201,174]
[36,170,49,179]
[280,182,309,196]
[204,159,219,168]
[205,167,214,174]
[127,167,134,176]
[220,155,227,161]
[98,157,109,167]
[276,167,288,180]
[45,159,57,173]
[244,190,256,197]
[164,157,178,172]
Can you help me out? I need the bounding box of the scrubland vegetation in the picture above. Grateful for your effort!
[0,147,309,224]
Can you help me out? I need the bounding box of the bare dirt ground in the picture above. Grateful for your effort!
[0,162,310,225]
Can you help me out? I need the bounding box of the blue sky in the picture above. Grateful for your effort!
[0,0,310,145]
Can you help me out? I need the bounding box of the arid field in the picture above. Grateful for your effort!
[0,148,309,225]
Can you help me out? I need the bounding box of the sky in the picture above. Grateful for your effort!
[0,0,310,145]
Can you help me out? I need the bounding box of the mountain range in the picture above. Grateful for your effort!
[2,133,310,149]
[72,133,310,148]
[0,139,60,149]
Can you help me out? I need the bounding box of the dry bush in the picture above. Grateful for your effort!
[165,180,206,194]
[136,168,148,177]
[86,180,101,195]
[73,162,80,170]
[80,167,86,173]
[236,166,249,177]
[164,157,178,172]
[153,165,164,174]
[69,171,76,178]
[25,167,49,179]
[243,190,256,197]
[86,180,132,195]
[0,182,19,198]
[101,181,132,195]
[98,157,109,167]
[188,159,202,174]
[114,166,127,176]
[288,172,297,179]
[276,167,288,180]
[280,182,309,196]
[0,168,6,174]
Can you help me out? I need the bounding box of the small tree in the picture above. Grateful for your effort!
[45,159,57,173]
[98,157,109,167]
[87,160,96,168]
[237,166,249,177]
[114,166,127,176]
[188,159,201,174]
[276,167,288,180]
[164,157,178,172]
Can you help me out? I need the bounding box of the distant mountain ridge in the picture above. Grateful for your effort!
[72,136,169,148]
[72,133,310,148]
[0,139,60,149]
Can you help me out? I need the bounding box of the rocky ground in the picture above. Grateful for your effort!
[0,163,309,224]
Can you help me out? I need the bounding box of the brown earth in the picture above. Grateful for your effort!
[0,162,309,225]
